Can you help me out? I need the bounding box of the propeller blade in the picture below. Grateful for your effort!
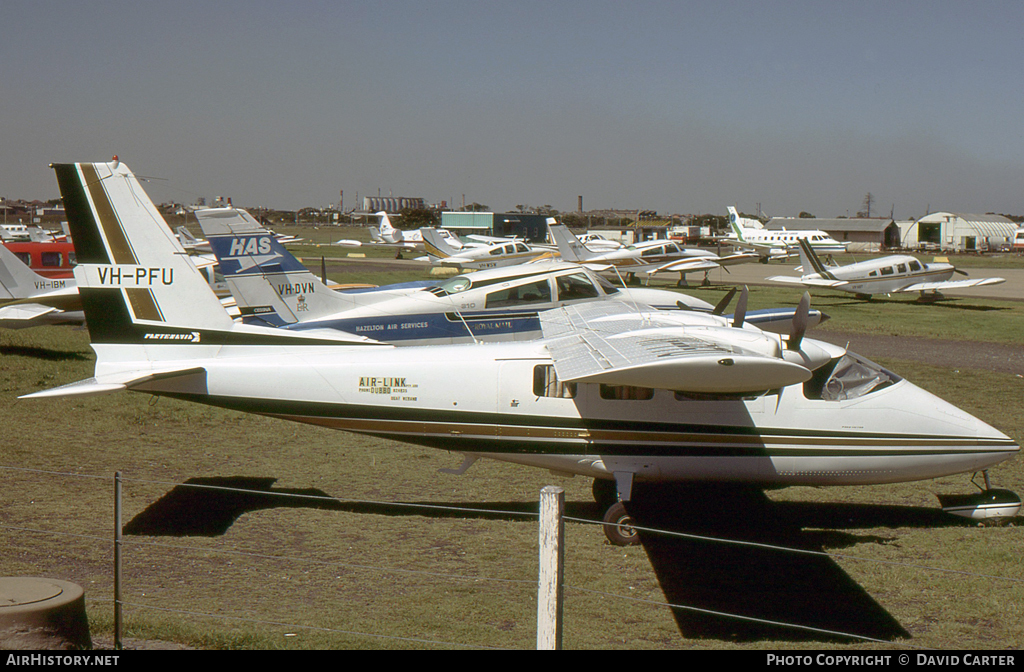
[954,268,968,276]
[712,287,737,315]
[321,256,327,284]
[788,292,810,351]
[733,286,748,328]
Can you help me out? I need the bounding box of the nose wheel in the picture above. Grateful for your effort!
[602,501,640,546]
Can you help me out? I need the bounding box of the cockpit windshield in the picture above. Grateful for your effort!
[429,276,472,296]
[806,352,901,401]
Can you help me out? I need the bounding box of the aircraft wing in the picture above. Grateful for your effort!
[766,275,846,288]
[645,258,720,276]
[716,252,760,265]
[896,277,1006,293]
[539,302,811,393]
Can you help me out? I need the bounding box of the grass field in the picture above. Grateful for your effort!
[1,228,1022,650]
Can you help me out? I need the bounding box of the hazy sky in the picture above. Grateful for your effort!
[3,1,1023,220]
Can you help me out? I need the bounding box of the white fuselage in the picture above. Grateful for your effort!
[812,255,954,295]
[117,337,1017,488]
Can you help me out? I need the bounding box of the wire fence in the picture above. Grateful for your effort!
[1,463,1021,650]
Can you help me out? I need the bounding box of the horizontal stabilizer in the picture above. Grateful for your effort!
[0,303,59,321]
[19,366,208,399]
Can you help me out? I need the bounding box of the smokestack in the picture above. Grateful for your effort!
[578,195,583,213]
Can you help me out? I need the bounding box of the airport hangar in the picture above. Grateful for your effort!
[764,212,1018,252]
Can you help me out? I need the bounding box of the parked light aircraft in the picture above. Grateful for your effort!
[175,226,212,253]
[2,239,77,278]
[335,211,467,257]
[768,238,1006,300]
[0,242,83,328]
[196,206,829,342]
[27,160,1020,546]
[421,227,557,269]
[549,223,756,285]
[196,206,772,341]
[726,206,849,261]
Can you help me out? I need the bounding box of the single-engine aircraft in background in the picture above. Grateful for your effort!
[549,222,757,285]
[421,227,557,270]
[196,206,827,342]
[334,211,466,257]
[768,238,1006,300]
[25,160,1020,547]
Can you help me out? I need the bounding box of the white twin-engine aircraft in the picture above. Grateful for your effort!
[23,160,1020,545]
[769,238,1006,300]
[726,206,849,261]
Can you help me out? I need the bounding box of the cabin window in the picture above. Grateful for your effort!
[41,252,63,267]
[880,266,894,276]
[14,252,30,266]
[868,270,878,277]
[489,247,504,256]
[641,246,663,257]
[515,243,530,253]
[592,273,620,295]
[485,279,551,308]
[556,273,600,302]
[909,260,922,272]
[897,263,908,274]
[600,385,654,400]
[533,365,576,399]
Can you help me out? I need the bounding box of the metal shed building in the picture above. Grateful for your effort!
[904,212,1017,252]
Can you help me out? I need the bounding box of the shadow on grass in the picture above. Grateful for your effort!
[0,344,91,361]
[123,476,561,537]
[127,477,998,644]
[622,484,914,644]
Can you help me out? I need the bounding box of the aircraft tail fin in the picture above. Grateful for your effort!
[176,225,199,244]
[197,206,368,325]
[51,160,241,344]
[377,211,400,243]
[547,223,593,262]
[796,238,836,280]
[420,227,460,261]
[727,206,747,242]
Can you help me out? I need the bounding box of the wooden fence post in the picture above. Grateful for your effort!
[537,485,564,650]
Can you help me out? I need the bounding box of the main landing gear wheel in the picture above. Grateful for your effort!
[603,501,640,546]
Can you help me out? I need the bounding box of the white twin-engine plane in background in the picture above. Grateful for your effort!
[725,206,849,261]
[769,238,1006,300]
[23,160,1021,546]
[194,206,827,343]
